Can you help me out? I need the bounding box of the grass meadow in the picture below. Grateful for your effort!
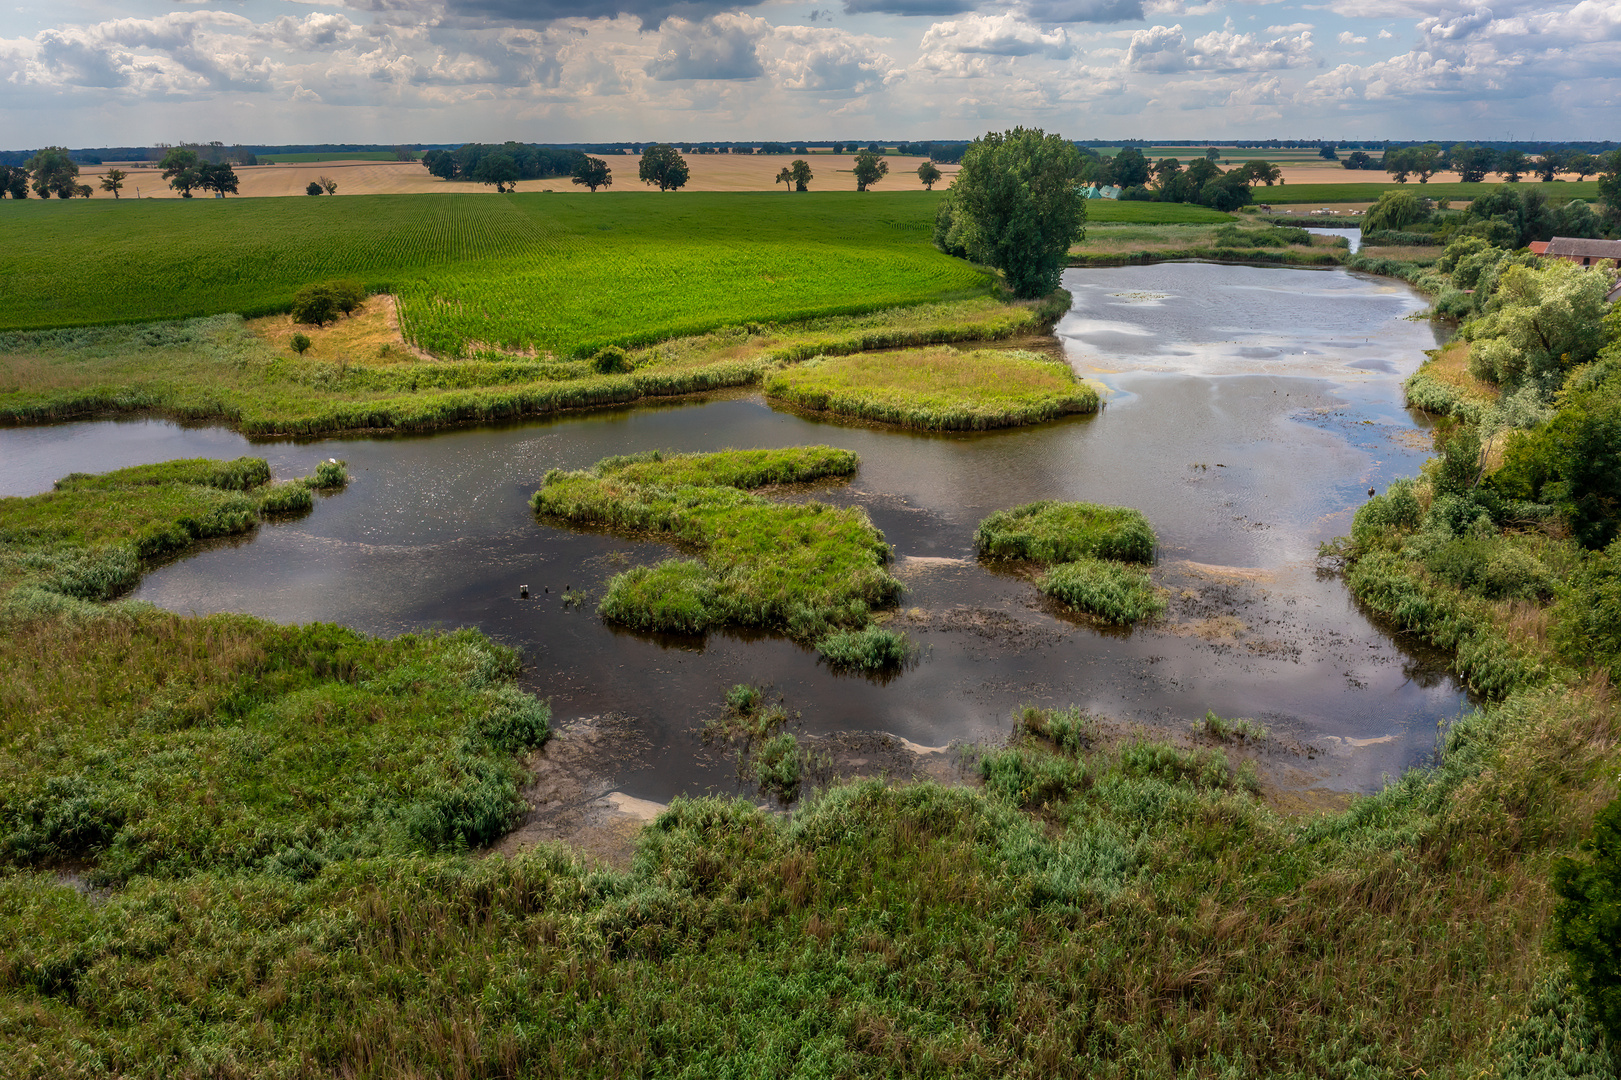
[764,346,1099,430]
[0,193,989,356]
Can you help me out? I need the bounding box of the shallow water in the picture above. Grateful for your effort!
[2,263,1459,800]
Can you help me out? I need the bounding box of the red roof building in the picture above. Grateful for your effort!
[1540,237,1621,267]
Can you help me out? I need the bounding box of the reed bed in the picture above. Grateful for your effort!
[764,347,1098,431]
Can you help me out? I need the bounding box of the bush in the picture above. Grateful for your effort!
[291,284,338,327]
[305,181,322,196]
[307,459,348,489]
[289,332,311,355]
[592,345,631,374]
[752,731,802,798]
[1551,794,1621,1045]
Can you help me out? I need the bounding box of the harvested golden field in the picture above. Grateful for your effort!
[81,153,961,199]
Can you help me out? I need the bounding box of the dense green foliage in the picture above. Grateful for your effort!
[975,500,1157,565]
[0,193,990,357]
[532,448,905,659]
[1553,798,1621,1044]
[1261,180,1601,204]
[764,344,1096,430]
[934,128,1087,297]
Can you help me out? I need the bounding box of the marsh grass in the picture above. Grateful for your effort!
[534,448,905,659]
[1406,340,1500,423]
[1196,709,1270,743]
[764,346,1098,430]
[0,459,553,885]
[1038,556,1166,625]
[976,500,1157,564]
[0,292,1058,436]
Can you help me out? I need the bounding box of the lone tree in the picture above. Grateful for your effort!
[159,147,202,198]
[933,127,1086,299]
[916,161,943,191]
[639,144,690,191]
[198,161,239,197]
[1568,152,1600,182]
[852,150,889,191]
[100,168,128,198]
[775,165,793,191]
[1236,159,1282,188]
[306,181,324,196]
[571,156,612,192]
[789,158,813,192]
[319,175,338,195]
[27,147,90,198]
[473,153,520,192]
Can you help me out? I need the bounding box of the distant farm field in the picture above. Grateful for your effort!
[0,192,991,357]
[1254,180,1600,204]
[256,151,403,163]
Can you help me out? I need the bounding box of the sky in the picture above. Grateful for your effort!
[1,0,1617,148]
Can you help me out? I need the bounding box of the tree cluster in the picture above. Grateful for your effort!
[1,147,93,199]
[421,144,586,186]
[158,148,240,198]
[290,279,366,327]
[1382,144,1604,185]
[773,160,815,191]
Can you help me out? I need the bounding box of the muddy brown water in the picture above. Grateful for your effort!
[2,263,1460,812]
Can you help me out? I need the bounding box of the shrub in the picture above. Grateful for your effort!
[1551,795,1621,1044]
[291,284,338,327]
[290,332,311,355]
[592,345,631,374]
[305,181,322,196]
[752,731,802,798]
[307,459,348,489]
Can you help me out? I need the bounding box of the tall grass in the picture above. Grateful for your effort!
[1038,556,1165,624]
[976,500,1157,564]
[765,347,1098,430]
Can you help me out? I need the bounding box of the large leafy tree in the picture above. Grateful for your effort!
[1446,143,1496,184]
[1236,159,1282,188]
[99,168,128,198]
[1466,261,1611,394]
[852,151,889,191]
[1596,150,1621,232]
[638,144,689,191]
[197,161,239,197]
[916,161,942,191]
[789,159,813,192]
[473,153,520,192]
[27,146,89,199]
[2,166,30,198]
[159,147,202,198]
[571,156,612,192]
[934,127,1086,299]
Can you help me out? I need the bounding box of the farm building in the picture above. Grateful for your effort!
[1529,237,1621,266]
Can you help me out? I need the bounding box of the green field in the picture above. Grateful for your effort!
[1256,180,1599,204]
[0,193,991,357]
[1084,200,1233,223]
[256,151,403,163]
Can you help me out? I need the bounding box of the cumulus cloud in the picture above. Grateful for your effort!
[1337,30,1368,43]
[1126,22,1314,72]
[775,25,895,92]
[646,13,770,80]
[1378,27,1395,37]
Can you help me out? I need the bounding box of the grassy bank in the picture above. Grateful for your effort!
[0,293,1058,436]
[1069,220,1345,268]
[1405,339,1500,422]
[0,192,989,357]
[975,501,1165,624]
[764,346,1098,430]
[531,448,907,665]
[0,458,553,887]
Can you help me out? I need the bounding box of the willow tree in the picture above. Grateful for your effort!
[932,128,1086,299]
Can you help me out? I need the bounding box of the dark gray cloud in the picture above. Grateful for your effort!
[646,14,768,79]
[1023,0,1144,23]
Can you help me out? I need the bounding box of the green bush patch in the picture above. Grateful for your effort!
[976,499,1157,564]
[1038,556,1166,625]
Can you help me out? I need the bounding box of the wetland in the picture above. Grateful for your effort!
[2,261,1460,819]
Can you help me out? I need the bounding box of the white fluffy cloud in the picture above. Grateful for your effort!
[775,25,896,92]
[646,13,769,80]
[1126,22,1314,71]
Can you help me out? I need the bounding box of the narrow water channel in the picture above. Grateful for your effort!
[3,263,1461,803]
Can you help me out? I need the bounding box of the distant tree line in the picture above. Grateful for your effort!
[421,144,587,190]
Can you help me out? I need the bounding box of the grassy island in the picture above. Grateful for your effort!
[763,346,1098,430]
[532,447,908,667]
[976,500,1164,624]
